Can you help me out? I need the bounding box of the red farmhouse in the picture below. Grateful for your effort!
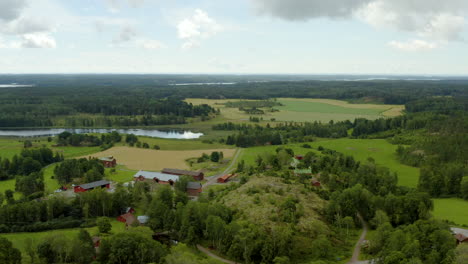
[186,182,202,196]
[162,168,204,181]
[217,174,236,183]
[74,180,111,193]
[99,157,117,168]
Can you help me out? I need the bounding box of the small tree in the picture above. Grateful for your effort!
[97,217,112,234]
[210,152,220,162]
[142,143,150,149]
[23,140,33,148]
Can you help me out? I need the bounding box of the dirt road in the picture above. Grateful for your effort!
[197,245,239,264]
[347,213,369,264]
[203,149,242,188]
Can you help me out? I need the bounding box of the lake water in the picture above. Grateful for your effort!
[0,128,203,139]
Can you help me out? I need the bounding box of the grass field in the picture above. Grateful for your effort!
[186,98,404,123]
[433,198,468,226]
[1,219,127,263]
[121,136,235,150]
[106,165,138,183]
[43,164,61,193]
[238,138,419,187]
[0,137,101,160]
[85,146,237,172]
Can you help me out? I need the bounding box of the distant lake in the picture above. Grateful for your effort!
[0,128,203,139]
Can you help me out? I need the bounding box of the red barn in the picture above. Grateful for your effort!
[133,170,179,185]
[117,213,138,227]
[99,157,117,168]
[217,174,236,183]
[74,180,111,193]
[162,168,204,181]
[311,179,321,187]
[295,155,304,160]
[186,182,202,196]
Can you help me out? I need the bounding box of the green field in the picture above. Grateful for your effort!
[106,166,137,183]
[239,138,420,187]
[187,98,404,123]
[1,219,127,263]
[43,164,61,193]
[433,198,468,226]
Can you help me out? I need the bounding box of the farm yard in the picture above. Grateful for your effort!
[238,138,419,188]
[186,98,404,123]
[84,146,237,172]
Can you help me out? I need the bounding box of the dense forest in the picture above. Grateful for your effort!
[0,76,467,127]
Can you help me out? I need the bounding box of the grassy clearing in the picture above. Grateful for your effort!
[43,164,61,193]
[432,198,468,226]
[238,138,419,187]
[106,165,138,183]
[85,146,236,172]
[1,219,127,263]
[186,98,404,123]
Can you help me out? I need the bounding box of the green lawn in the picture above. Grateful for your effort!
[106,166,137,183]
[433,198,468,226]
[43,164,61,193]
[239,138,419,187]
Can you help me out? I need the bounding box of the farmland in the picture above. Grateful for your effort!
[238,138,419,188]
[85,146,237,172]
[186,98,404,123]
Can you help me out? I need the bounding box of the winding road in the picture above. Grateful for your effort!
[347,213,369,264]
[197,245,239,264]
[203,148,242,188]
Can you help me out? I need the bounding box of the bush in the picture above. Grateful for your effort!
[97,217,112,233]
[302,144,312,149]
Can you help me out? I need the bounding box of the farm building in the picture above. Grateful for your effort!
[133,170,179,185]
[117,212,138,227]
[92,236,101,248]
[311,179,321,187]
[186,182,202,196]
[218,174,236,183]
[162,168,204,181]
[451,227,468,244]
[74,180,111,193]
[137,215,150,225]
[295,155,304,160]
[99,156,117,168]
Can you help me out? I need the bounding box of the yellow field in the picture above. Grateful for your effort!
[84,146,236,171]
[186,98,404,123]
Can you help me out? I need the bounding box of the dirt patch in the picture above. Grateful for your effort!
[82,147,236,172]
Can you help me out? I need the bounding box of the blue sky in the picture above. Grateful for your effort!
[0,0,467,74]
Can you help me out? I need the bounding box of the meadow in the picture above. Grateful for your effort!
[186,98,404,123]
[432,198,468,226]
[238,138,419,187]
[1,219,127,263]
[85,146,236,172]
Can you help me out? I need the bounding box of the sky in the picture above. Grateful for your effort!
[0,0,467,75]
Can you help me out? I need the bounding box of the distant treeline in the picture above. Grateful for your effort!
[1,78,467,127]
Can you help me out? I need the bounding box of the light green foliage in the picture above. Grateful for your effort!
[165,244,223,264]
[455,244,468,264]
[97,217,112,234]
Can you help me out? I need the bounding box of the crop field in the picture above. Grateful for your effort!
[432,198,468,226]
[186,98,404,123]
[238,138,419,187]
[85,146,237,172]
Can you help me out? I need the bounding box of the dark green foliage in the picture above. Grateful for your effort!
[54,158,104,183]
[210,151,220,162]
[0,237,22,264]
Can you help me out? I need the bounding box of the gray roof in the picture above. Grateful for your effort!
[133,170,179,182]
[137,215,150,224]
[186,182,202,189]
[99,157,114,162]
[451,227,468,237]
[78,180,111,190]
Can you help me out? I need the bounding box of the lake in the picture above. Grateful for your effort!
[0,128,203,139]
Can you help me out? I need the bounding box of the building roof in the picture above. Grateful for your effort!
[119,213,137,225]
[78,180,111,190]
[451,228,468,237]
[134,170,179,182]
[92,236,101,244]
[162,168,203,177]
[219,174,235,181]
[99,156,115,162]
[137,215,150,224]
[186,182,202,190]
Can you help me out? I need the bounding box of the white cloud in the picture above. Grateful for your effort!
[21,33,56,48]
[177,9,222,49]
[251,0,468,43]
[0,0,27,22]
[388,39,437,51]
[1,17,51,35]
